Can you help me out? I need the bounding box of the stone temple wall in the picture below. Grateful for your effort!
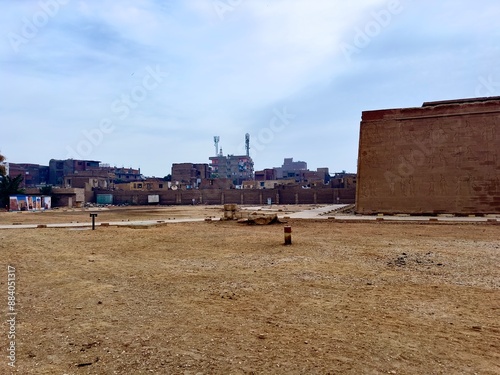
[356,97,500,214]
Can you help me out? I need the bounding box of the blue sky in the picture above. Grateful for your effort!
[1,0,499,177]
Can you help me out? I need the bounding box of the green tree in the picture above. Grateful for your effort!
[0,174,25,210]
[39,185,53,196]
[39,185,59,207]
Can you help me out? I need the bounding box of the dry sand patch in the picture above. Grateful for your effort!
[0,219,499,374]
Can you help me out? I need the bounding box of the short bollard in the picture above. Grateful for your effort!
[284,226,292,245]
[90,213,98,230]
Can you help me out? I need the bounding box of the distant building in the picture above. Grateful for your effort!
[25,187,85,208]
[209,153,254,185]
[274,158,307,180]
[7,163,49,188]
[256,179,296,189]
[64,169,113,190]
[8,164,25,183]
[255,168,276,181]
[242,180,258,189]
[49,159,143,186]
[330,172,356,189]
[257,158,329,184]
[105,166,144,183]
[198,178,234,190]
[115,178,168,191]
[171,163,209,188]
[49,159,100,186]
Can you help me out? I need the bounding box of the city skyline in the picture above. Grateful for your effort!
[1,0,499,176]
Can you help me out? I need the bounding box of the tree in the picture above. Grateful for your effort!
[0,152,5,176]
[39,185,59,207]
[39,185,53,196]
[0,174,25,210]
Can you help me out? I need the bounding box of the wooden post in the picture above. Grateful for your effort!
[284,226,292,245]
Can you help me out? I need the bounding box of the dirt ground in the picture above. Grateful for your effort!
[0,206,224,225]
[0,207,499,374]
[0,205,311,225]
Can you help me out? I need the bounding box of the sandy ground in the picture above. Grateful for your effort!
[1,204,496,229]
[0,207,499,374]
[0,205,315,226]
[0,206,224,225]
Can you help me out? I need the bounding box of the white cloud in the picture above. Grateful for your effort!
[1,0,499,175]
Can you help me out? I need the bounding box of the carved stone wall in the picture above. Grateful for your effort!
[356,98,500,214]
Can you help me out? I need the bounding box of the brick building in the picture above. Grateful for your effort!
[49,160,143,186]
[7,163,49,187]
[256,159,329,184]
[356,97,500,214]
[115,178,168,191]
[49,159,100,185]
[64,169,113,189]
[106,166,143,183]
[171,163,209,188]
[274,158,307,180]
[254,168,276,181]
[209,154,254,185]
[330,172,357,189]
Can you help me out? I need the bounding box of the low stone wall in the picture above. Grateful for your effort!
[93,187,356,206]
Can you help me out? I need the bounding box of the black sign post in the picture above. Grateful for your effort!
[90,213,98,230]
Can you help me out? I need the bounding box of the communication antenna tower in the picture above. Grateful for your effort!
[214,136,220,156]
[245,133,250,157]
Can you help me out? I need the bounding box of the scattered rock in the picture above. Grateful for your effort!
[238,214,283,225]
[76,362,93,367]
[76,357,98,367]
[388,252,444,268]
[220,290,236,300]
